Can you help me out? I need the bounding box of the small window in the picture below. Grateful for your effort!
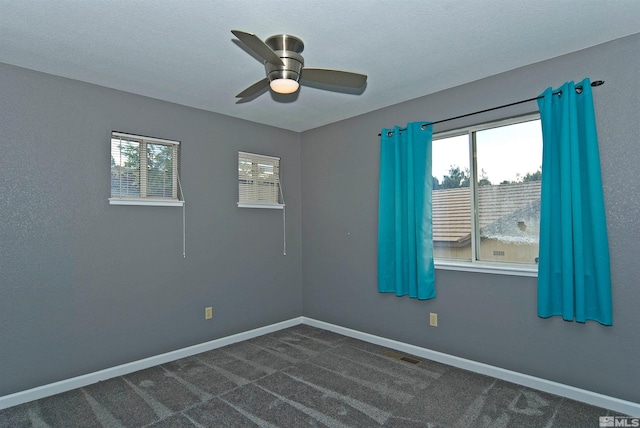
[110,132,183,206]
[238,151,284,209]
[432,115,542,275]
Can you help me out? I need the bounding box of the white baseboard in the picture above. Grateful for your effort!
[0,317,303,410]
[2,315,638,418]
[302,317,640,418]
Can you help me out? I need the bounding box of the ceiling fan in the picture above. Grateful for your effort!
[231,30,367,99]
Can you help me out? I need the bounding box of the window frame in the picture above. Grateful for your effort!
[109,131,183,207]
[432,113,541,277]
[237,151,284,210]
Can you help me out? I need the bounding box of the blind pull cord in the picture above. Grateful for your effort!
[279,182,286,256]
[177,175,186,258]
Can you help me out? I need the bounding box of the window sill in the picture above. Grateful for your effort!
[435,259,538,277]
[237,202,285,210]
[109,198,184,207]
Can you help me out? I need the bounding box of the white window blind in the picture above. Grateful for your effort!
[238,151,284,209]
[110,132,183,207]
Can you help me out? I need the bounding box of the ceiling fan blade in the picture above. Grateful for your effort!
[231,30,284,66]
[236,78,269,98]
[301,68,367,88]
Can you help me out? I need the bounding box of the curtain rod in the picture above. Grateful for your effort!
[378,80,604,136]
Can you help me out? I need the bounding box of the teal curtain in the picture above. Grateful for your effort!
[378,122,435,300]
[537,78,612,325]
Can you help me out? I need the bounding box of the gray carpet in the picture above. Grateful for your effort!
[0,325,619,427]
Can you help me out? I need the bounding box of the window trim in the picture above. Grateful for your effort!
[432,113,541,277]
[108,198,184,207]
[109,131,184,207]
[435,259,538,277]
[237,202,285,210]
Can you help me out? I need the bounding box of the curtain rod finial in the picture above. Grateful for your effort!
[591,80,604,87]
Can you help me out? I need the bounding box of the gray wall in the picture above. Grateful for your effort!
[0,64,302,396]
[301,33,640,403]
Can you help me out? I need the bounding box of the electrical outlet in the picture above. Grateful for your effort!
[205,307,213,320]
[429,312,438,327]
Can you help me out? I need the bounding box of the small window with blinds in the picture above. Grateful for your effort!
[110,131,183,206]
[238,151,284,209]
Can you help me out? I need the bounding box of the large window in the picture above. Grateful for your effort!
[110,132,182,206]
[432,115,542,274]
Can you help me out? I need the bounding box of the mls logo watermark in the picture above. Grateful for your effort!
[600,416,640,427]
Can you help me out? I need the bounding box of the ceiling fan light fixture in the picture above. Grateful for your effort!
[270,78,300,94]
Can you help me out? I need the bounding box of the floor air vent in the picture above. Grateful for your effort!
[383,351,421,365]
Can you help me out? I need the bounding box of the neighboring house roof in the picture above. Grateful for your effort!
[432,181,541,245]
[432,187,472,246]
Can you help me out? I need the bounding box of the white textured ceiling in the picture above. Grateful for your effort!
[1,1,640,132]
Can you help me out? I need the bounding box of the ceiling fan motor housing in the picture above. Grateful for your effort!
[265,51,304,83]
[264,35,305,84]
